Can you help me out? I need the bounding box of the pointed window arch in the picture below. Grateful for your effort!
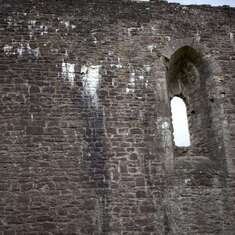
[165,45,224,161]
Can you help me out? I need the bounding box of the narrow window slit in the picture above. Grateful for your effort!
[170,96,191,147]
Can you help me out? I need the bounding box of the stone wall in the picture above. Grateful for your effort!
[0,0,234,234]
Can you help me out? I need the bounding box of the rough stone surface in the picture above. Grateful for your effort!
[0,0,235,234]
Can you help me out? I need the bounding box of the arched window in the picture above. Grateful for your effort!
[170,96,190,147]
[166,46,224,161]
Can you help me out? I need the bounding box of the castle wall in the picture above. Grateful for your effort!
[0,1,234,234]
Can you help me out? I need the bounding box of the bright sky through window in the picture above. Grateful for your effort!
[171,96,191,147]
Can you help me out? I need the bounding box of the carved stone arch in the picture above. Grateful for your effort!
[159,38,227,173]
[161,37,206,59]
[159,39,231,235]
[161,37,222,75]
